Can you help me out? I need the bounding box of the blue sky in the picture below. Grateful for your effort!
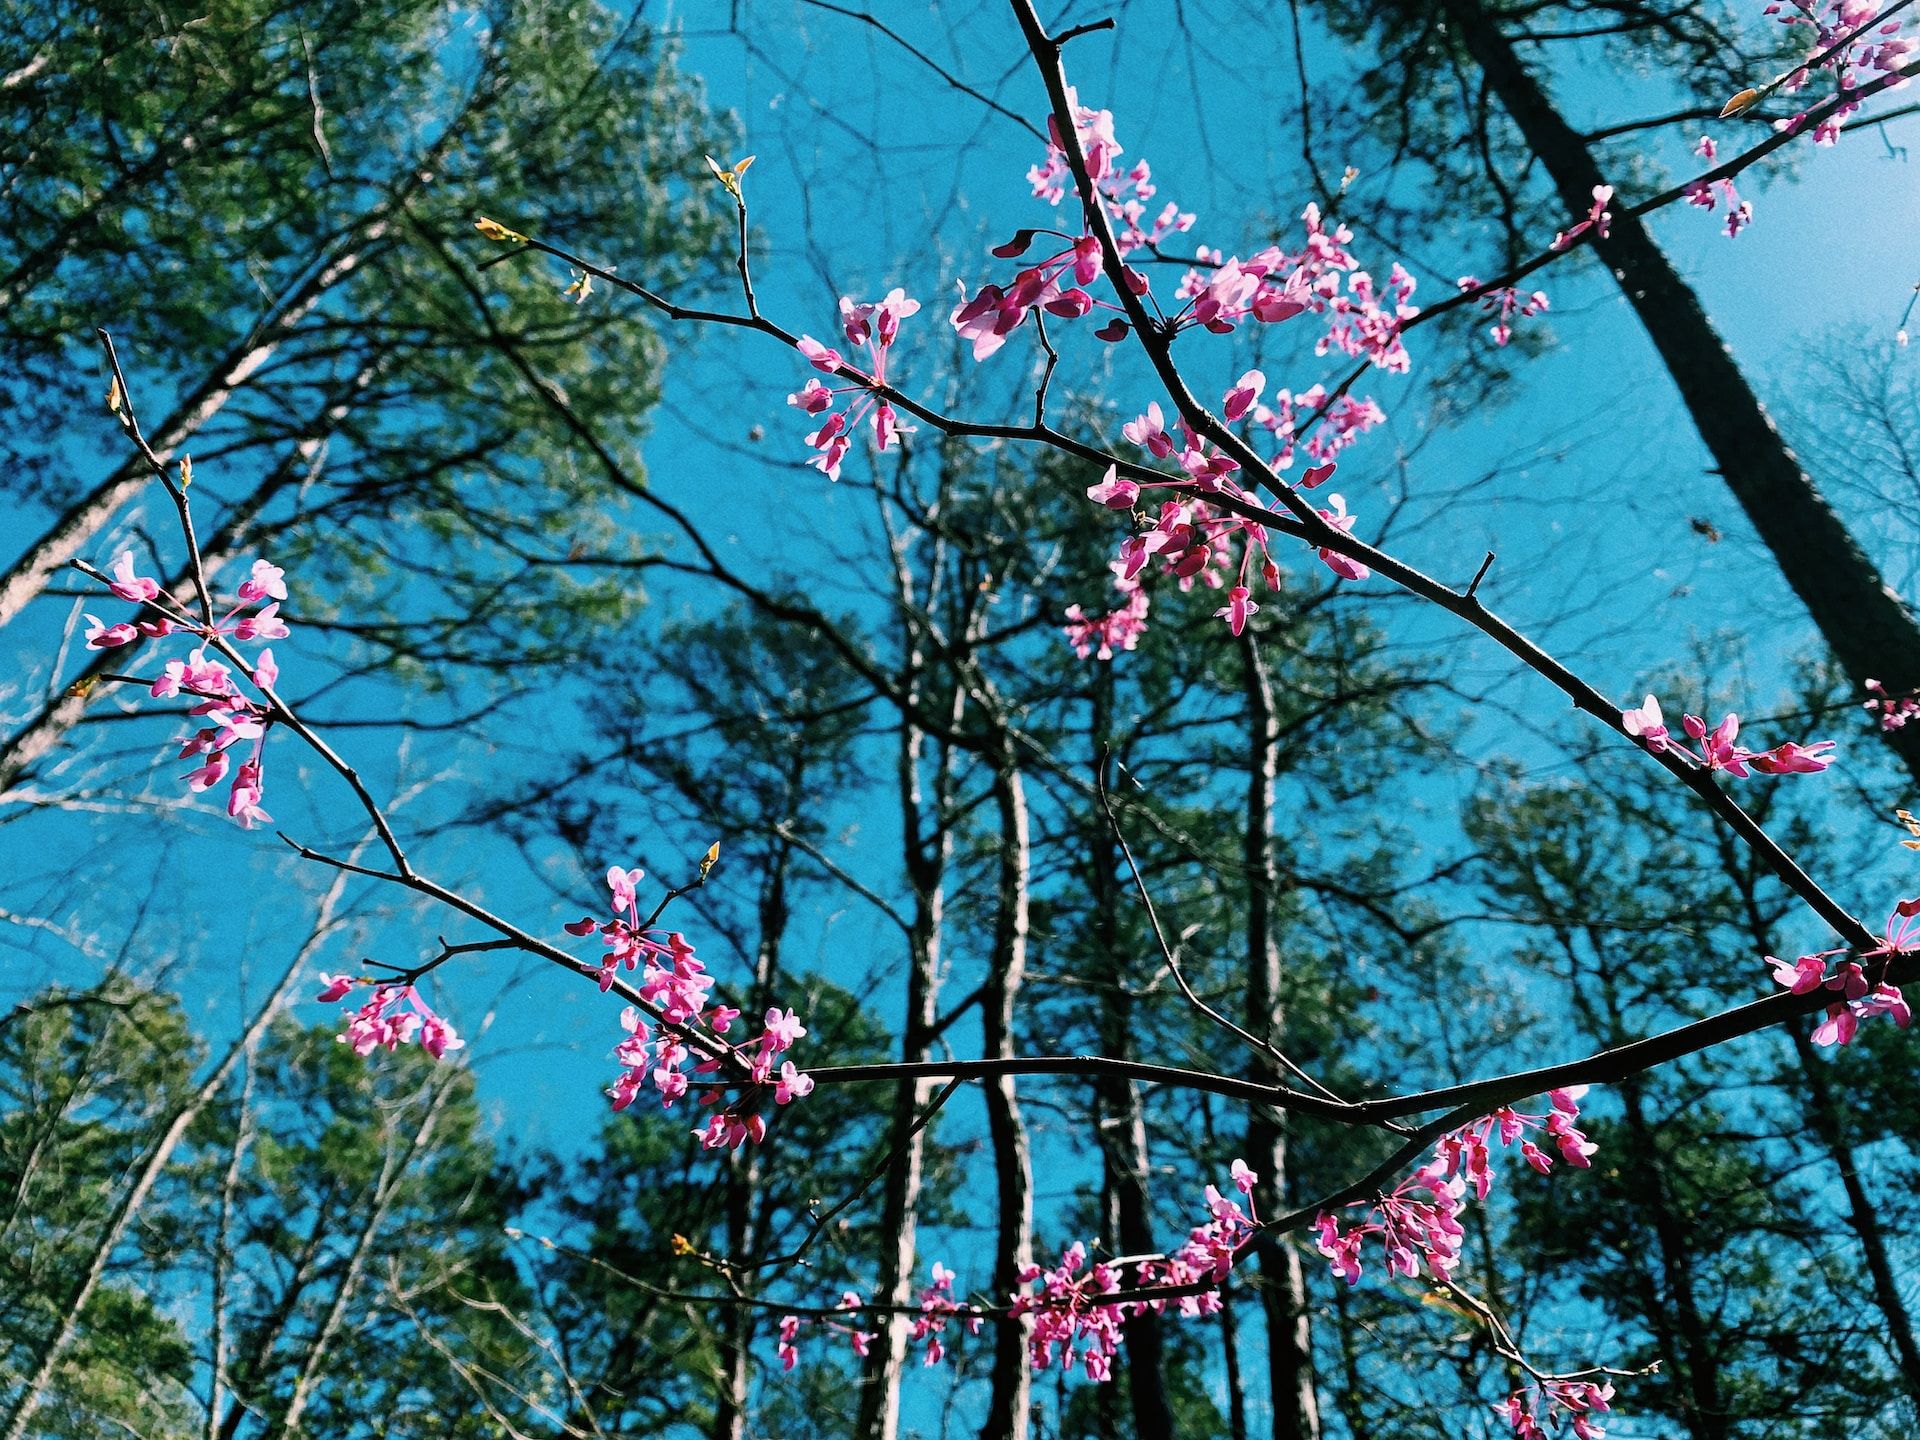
[2,1,1917,1425]
[4,0,1915,1157]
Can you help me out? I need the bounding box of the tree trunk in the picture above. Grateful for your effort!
[1240,633,1321,1440]
[855,709,954,1440]
[978,760,1034,1440]
[712,810,800,1440]
[1441,0,1920,782]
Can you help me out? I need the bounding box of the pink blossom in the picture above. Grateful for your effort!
[761,1006,807,1052]
[1551,185,1614,251]
[1315,495,1370,581]
[1214,585,1258,635]
[1222,369,1265,423]
[795,335,842,372]
[1123,402,1174,457]
[316,973,356,1003]
[1621,695,1669,750]
[788,378,833,413]
[238,559,287,603]
[84,615,138,649]
[230,603,287,642]
[108,552,160,603]
[1747,740,1837,774]
[607,865,645,915]
[226,757,271,828]
[774,1060,814,1104]
[1086,466,1139,509]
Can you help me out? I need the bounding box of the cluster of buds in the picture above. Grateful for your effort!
[1167,206,1419,372]
[85,552,290,828]
[1681,139,1755,238]
[777,1165,1261,1384]
[1457,277,1551,347]
[1864,677,1920,731]
[911,1262,982,1367]
[565,864,813,1147]
[1766,0,1915,146]
[1438,1088,1597,1198]
[317,976,464,1059]
[1011,1242,1126,1380]
[1621,696,1836,775]
[789,290,920,478]
[1550,185,1614,252]
[1317,1090,1593,1287]
[1768,897,1918,1044]
[1500,1380,1615,1440]
[1133,1160,1261,1318]
[776,1292,876,1372]
[1062,582,1150,660]
[954,89,1192,359]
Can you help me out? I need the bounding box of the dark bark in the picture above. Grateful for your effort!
[978,760,1034,1440]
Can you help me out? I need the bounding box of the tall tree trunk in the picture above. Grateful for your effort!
[854,609,960,1440]
[0,874,350,1440]
[1441,0,1920,782]
[1239,633,1321,1440]
[712,808,799,1440]
[1585,959,1728,1440]
[1089,673,1174,1440]
[978,758,1034,1440]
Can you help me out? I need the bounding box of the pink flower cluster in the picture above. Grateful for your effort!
[961,92,1417,373]
[1457,277,1550,347]
[1132,1159,1262,1318]
[777,1292,875,1372]
[1767,0,1914,146]
[1437,1090,1597,1198]
[1550,185,1613,252]
[567,866,812,1147]
[1682,139,1755,238]
[1768,897,1918,1044]
[316,976,465,1059]
[775,1165,1261,1384]
[1062,583,1150,660]
[1069,412,1370,651]
[789,290,920,478]
[1864,677,1920,730]
[1011,1242,1126,1381]
[1026,88,1195,254]
[952,89,1200,359]
[1228,374,1388,472]
[86,552,290,828]
[1166,206,1419,371]
[1064,403,1376,654]
[1316,1089,1593,1286]
[1500,1380,1615,1440]
[911,1262,981,1367]
[1620,695,1836,775]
